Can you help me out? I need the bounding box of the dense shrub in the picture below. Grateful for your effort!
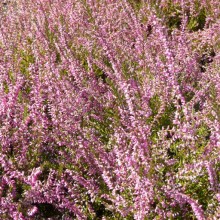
[0,0,219,219]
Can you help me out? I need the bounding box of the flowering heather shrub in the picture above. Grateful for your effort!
[0,0,220,219]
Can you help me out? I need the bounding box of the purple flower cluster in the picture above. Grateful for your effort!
[0,0,219,219]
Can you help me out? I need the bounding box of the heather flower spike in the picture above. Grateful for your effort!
[0,0,219,219]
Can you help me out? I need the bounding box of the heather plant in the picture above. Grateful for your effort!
[0,0,220,219]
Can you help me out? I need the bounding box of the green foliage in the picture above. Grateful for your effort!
[19,50,35,77]
[148,95,176,143]
[152,102,175,133]
[179,170,214,211]
[152,0,207,33]
[91,199,114,219]
[3,81,9,94]
[149,94,161,116]
[196,124,210,148]
[128,0,143,11]
[187,8,206,31]
[34,203,63,219]
[89,107,118,145]
[93,64,108,83]
[39,161,59,181]
[45,23,58,49]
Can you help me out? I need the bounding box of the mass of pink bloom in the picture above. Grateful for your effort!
[0,0,219,219]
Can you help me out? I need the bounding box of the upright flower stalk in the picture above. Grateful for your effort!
[0,0,219,219]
